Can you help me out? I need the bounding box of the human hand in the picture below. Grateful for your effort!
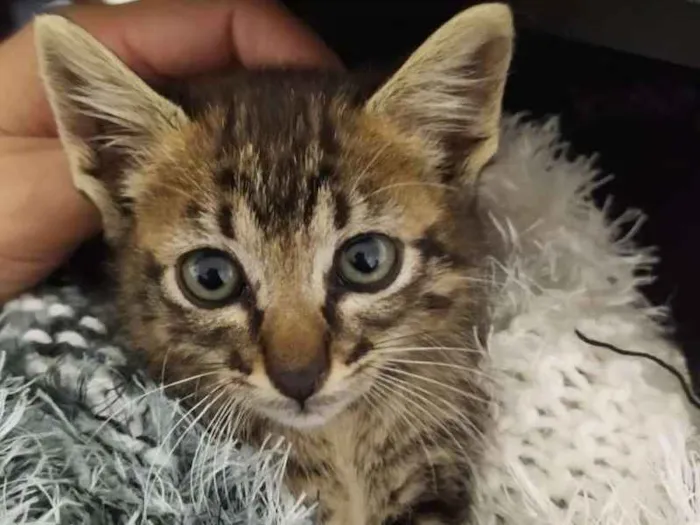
[0,0,341,303]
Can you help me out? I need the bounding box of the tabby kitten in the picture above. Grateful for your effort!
[35,4,513,523]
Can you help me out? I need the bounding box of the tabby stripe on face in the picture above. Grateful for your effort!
[229,350,252,375]
[322,271,345,332]
[115,195,135,217]
[215,167,236,193]
[248,306,265,340]
[302,163,336,227]
[322,292,340,331]
[302,176,323,226]
[423,292,454,311]
[185,201,203,220]
[414,232,467,267]
[360,268,428,331]
[318,111,339,157]
[345,337,373,365]
[141,256,182,316]
[144,252,165,282]
[302,113,338,226]
[333,190,350,230]
[230,283,265,341]
[144,252,182,316]
[217,203,235,239]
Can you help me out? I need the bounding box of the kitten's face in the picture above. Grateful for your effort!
[116,80,488,427]
[36,5,513,428]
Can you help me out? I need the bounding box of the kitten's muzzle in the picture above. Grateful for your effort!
[260,306,330,406]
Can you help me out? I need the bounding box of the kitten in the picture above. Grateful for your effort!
[35,4,513,524]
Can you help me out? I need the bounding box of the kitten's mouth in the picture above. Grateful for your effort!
[257,393,356,429]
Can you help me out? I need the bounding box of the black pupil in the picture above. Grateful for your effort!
[349,240,381,274]
[193,255,229,290]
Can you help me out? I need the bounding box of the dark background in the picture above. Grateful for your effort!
[2,1,699,384]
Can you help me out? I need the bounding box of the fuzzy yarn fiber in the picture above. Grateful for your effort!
[1,116,697,525]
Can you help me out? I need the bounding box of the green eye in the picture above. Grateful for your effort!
[336,234,401,292]
[177,248,244,308]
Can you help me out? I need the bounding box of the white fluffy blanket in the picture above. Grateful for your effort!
[0,115,696,524]
[474,116,699,524]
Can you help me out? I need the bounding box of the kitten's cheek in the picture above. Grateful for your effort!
[321,361,352,395]
[245,356,275,392]
[321,343,375,396]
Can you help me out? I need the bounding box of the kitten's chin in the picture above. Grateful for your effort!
[257,393,358,430]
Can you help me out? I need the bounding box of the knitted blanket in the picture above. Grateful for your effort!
[1,116,697,525]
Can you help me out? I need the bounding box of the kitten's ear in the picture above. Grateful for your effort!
[35,14,189,241]
[366,3,513,184]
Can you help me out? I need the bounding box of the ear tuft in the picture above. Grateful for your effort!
[35,14,188,241]
[367,3,514,184]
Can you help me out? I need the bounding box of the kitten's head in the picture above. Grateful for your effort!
[36,4,513,428]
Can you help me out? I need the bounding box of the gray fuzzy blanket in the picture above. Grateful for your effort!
[0,287,311,524]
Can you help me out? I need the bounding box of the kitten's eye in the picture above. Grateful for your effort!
[177,248,243,308]
[336,234,401,292]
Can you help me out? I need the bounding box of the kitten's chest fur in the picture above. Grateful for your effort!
[286,407,408,525]
[248,387,484,525]
[291,415,374,525]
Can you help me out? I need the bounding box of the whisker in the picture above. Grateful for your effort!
[229,399,250,441]
[371,365,488,444]
[218,396,250,507]
[371,332,438,348]
[378,365,489,406]
[142,385,222,504]
[366,181,459,200]
[371,373,475,463]
[172,395,226,506]
[200,394,242,508]
[217,395,247,495]
[163,384,223,455]
[159,346,176,386]
[371,330,474,350]
[364,382,438,488]
[194,391,235,506]
[373,346,482,355]
[89,371,221,439]
[367,379,430,441]
[156,385,229,480]
[373,372,486,475]
[378,358,493,381]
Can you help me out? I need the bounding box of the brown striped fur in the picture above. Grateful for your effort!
[36,4,514,523]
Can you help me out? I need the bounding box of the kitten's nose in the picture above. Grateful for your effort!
[260,305,330,405]
[267,357,328,404]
